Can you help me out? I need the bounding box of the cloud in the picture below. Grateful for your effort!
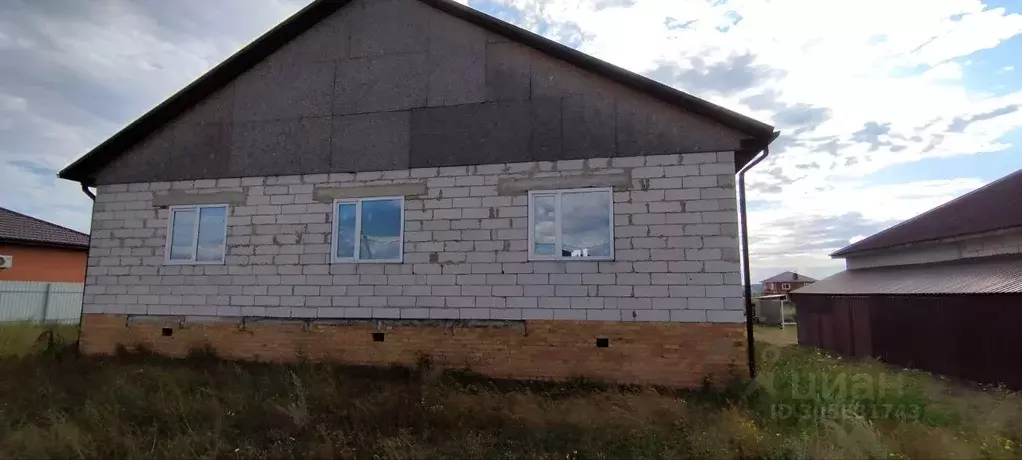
[649,53,785,97]
[947,104,1020,132]
[0,0,308,230]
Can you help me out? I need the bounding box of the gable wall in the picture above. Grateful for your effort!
[93,0,747,185]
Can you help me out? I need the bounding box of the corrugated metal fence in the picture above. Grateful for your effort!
[0,281,83,324]
[792,293,1022,389]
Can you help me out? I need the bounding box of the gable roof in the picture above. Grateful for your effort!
[0,208,90,250]
[761,271,817,283]
[832,169,1022,257]
[58,0,776,186]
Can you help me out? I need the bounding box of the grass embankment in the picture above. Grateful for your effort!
[0,323,1018,459]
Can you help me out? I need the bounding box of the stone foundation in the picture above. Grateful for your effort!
[80,314,748,387]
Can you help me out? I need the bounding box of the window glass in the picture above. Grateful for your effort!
[336,203,357,259]
[169,209,196,261]
[166,205,227,263]
[360,199,402,260]
[529,189,613,260]
[333,197,404,262]
[561,191,612,258]
[533,195,556,256]
[196,206,227,262]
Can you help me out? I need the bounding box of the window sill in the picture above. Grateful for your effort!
[527,257,615,262]
[163,259,226,266]
[331,259,404,264]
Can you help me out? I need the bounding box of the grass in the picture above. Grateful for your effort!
[754,325,798,347]
[0,323,1019,459]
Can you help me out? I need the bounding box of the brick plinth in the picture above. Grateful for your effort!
[80,314,748,387]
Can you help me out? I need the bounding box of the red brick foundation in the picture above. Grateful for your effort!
[80,314,748,387]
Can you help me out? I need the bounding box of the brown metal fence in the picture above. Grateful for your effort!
[791,294,1022,389]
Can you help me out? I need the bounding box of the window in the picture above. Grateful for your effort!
[528,188,614,261]
[332,197,404,263]
[781,283,791,290]
[165,204,228,264]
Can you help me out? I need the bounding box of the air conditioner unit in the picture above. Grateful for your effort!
[0,255,12,269]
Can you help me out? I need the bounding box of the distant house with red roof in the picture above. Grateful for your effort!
[0,208,90,283]
[760,271,816,296]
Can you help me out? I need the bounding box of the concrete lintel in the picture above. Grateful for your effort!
[313,182,427,202]
[497,172,632,195]
[152,191,247,207]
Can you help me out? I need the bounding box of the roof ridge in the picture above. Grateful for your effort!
[831,169,1022,257]
[0,207,89,239]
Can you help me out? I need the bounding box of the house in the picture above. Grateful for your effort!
[792,169,1022,388]
[759,271,815,296]
[0,207,90,283]
[57,0,776,387]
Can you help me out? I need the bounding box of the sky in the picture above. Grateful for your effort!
[0,0,1020,282]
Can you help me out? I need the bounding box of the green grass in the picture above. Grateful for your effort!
[0,323,1019,459]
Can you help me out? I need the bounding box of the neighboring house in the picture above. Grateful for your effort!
[57,0,776,387]
[0,207,90,283]
[793,169,1022,388]
[759,271,816,296]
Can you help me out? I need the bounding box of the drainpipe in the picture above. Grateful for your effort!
[75,183,96,350]
[736,133,778,380]
[80,183,96,200]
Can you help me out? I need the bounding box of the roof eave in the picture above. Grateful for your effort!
[0,237,90,251]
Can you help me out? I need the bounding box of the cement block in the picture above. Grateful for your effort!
[334,54,428,114]
[229,117,331,177]
[409,101,531,168]
[330,111,410,172]
[562,95,616,159]
[486,42,531,101]
[427,11,487,106]
[233,60,334,123]
[167,123,232,180]
[530,98,562,160]
[272,6,352,64]
[350,0,430,57]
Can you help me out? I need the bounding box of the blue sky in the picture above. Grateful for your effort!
[0,0,1020,282]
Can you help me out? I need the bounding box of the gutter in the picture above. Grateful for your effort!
[736,132,779,380]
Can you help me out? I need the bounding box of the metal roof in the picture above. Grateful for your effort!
[793,254,1022,295]
[0,208,90,249]
[833,169,1022,257]
[761,271,817,283]
[57,0,776,186]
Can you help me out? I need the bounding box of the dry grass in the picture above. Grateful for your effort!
[753,325,797,347]
[0,323,1019,459]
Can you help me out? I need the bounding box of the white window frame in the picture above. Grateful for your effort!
[527,187,615,262]
[163,204,229,265]
[781,283,791,290]
[331,196,405,264]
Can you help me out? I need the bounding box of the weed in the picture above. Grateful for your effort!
[0,323,1018,459]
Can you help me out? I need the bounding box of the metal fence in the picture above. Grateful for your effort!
[0,281,83,324]
[792,293,1022,390]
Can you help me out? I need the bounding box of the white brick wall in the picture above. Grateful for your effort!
[83,152,745,323]
[845,227,1022,270]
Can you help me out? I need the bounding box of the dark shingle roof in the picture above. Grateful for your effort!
[57,0,775,186]
[0,208,90,249]
[761,271,817,283]
[792,254,1022,295]
[833,169,1022,257]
